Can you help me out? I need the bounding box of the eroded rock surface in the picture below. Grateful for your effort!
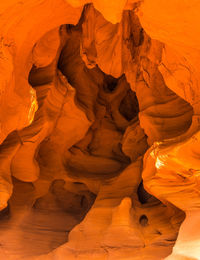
[0,1,200,260]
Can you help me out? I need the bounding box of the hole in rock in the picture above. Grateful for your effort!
[139,215,148,227]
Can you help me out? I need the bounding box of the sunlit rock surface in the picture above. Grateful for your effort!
[0,1,200,260]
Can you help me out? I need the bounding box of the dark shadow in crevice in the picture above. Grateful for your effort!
[137,181,152,204]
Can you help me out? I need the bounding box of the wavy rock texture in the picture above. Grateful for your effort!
[0,1,200,260]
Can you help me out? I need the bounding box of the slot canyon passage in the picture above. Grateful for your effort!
[1,1,200,260]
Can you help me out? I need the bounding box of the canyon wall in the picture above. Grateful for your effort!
[0,1,200,259]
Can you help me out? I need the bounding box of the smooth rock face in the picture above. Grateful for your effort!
[0,1,200,260]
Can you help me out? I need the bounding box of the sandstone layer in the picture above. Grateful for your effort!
[0,1,200,260]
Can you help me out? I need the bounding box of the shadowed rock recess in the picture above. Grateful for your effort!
[0,1,200,259]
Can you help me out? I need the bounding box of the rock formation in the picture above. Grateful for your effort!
[0,1,200,259]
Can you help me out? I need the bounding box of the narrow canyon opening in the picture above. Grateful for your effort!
[0,1,199,260]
